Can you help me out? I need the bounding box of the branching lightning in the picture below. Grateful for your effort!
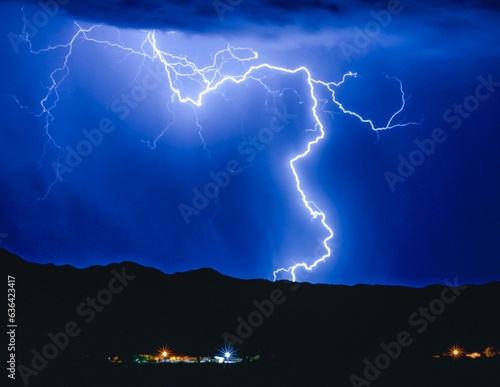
[12,17,419,282]
[274,74,420,282]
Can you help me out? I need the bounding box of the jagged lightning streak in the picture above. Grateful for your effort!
[10,23,107,199]
[12,20,418,281]
[273,75,420,282]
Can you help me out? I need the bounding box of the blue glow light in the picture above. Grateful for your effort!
[217,343,238,363]
[13,21,418,282]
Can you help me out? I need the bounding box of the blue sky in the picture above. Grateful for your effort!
[1,0,499,286]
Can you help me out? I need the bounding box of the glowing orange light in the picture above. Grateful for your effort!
[447,345,464,359]
[157,345,171,359]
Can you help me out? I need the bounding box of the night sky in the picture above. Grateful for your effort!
[1,0,499,286]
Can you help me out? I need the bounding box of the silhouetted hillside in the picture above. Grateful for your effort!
[3,249,500,386]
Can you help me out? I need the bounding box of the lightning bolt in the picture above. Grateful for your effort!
[273,74,420,282]
[11,18,418,282]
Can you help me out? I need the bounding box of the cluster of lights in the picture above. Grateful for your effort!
[151,343,241,364]
[437,344,498,360]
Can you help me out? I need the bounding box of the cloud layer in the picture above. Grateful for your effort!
[10,0,500,33]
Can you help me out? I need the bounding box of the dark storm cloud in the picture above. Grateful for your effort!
[10,0,500,32]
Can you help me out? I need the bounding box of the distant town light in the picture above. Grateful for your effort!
[217,343,240,363]
[447,345,464,359]
[157,345,172,361]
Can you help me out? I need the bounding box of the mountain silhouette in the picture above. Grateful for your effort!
[4,248,499,386]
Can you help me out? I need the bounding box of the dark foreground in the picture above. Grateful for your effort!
[4,248,499,386]
[34,357,500,387]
